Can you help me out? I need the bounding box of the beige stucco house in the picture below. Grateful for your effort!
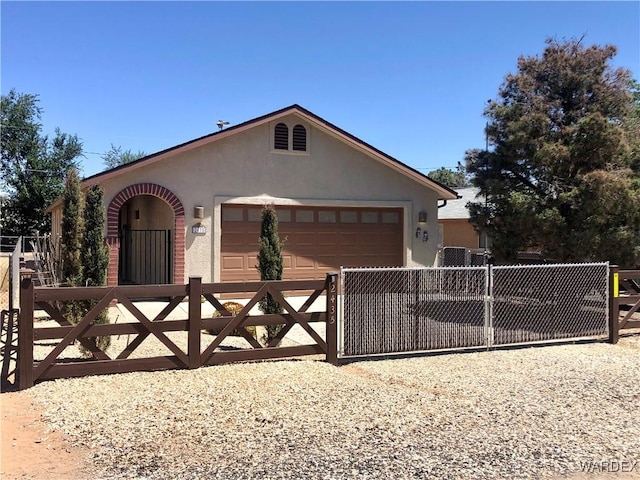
[50,105,458,287]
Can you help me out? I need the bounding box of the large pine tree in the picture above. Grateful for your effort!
[466,38,640,266]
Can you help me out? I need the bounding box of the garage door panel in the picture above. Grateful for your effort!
[339,255,364,268]
[359,254,390,265]
[377,255,402,267]
[222,205,403,282]
[376,243,401,254]
[361,233,399,248]
[379,231,401,242]
[290,275,318,281]
[338,232,359,245]
[222,256,246,270]
[222,232,251,247]
[315,254,339,269]
[292,233,315,246]
[294,255,316,269]
[317,232,337,245]
[359,233,383,246]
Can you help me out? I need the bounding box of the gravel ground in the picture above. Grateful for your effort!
[26,335,640,480]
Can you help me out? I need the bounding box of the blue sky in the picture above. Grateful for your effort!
[2,1,639,179]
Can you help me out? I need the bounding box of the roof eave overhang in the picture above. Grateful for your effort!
[47,105,457,211]
[299,114,458,200]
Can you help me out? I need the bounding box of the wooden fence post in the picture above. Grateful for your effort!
[188,277,202,369]
[325,272,339,366]
[609,265,619,344]
[18,277,34,390]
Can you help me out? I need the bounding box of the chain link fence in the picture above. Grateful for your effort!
[0,255,9,312]
[341,267,488,356]
[340,263,609,358]
[491,263,609,345]
[1,239,21,313]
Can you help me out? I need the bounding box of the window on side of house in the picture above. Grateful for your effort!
[274,123,289,150]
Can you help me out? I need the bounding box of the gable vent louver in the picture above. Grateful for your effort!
[274,123,288,150]
[292,124,307,151]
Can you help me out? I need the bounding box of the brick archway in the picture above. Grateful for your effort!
[106,183,185,286]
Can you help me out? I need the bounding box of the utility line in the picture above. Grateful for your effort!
[3,123,462,170]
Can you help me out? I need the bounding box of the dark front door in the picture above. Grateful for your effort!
[119,229,172,285]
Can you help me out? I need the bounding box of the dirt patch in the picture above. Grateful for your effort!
[0,391,92,480]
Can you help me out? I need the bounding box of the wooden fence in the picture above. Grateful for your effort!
[18,273,338,390]
[609,266,640,343]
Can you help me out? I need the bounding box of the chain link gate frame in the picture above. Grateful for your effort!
[339,263,609,359]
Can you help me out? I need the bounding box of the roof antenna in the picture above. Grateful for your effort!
[216,120,229,131]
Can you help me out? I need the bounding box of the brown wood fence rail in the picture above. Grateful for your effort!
[609,266,640,344]
[18,273,338,390]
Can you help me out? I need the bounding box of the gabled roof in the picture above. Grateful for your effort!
[54,105,458,209]
[438,187,483,220]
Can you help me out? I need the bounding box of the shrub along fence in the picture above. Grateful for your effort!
[17,274,338,390]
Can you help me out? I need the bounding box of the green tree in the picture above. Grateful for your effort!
[465,38,640,266]
[61,168,84,288]
[256,204,284,343]
[81,184,111,350]
[60,167,84,326]
[427,163,470,188]
[101,144,146,169]
[0,89,82,236]
[82,185,109,287]
[625,79,640,174]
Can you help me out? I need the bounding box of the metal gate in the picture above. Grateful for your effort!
[491,264,609,345]
[339,263,609,358]
[119,229,172,285]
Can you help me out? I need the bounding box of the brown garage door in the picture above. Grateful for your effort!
[221,205,403,282]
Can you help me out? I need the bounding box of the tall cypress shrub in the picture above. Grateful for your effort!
[257,204,284,342]
[61,168,84,288]
[60,168,84,324]
[82,185,110,350]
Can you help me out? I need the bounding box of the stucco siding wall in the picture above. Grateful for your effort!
[123,196,173,230]
[99,115,441,282]
[440,219,479,249]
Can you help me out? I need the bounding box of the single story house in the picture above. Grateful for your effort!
[49,105,458,287]
[437,186,490,250]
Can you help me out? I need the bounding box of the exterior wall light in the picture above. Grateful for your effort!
[194,206,204,220]
[418,211,427,223]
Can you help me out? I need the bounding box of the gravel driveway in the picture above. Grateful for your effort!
[28,335,640,479]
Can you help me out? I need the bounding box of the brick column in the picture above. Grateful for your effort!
[106,182,185,285]
[174,213,186,284]
[106,236,120,287]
